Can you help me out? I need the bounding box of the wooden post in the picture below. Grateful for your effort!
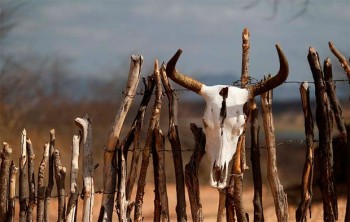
[160,63,187,222]
[26,139,35,222]
[134,60,163,222]
[152,122,170,222]
[76,116,94,222]
[19,129,28,222]
[296,82,315,221]
[260,87,289,222]
[0,142,12,219]
[217,190,226,222]
[99,55,142,222]
[37,143,49,222]
[250,100,264,222]
[125,75,155,219]
[185,123,206,222]
[323,58,347,140]
[7,161,18,222]
[54,149,66,222]
[308,47,338,221]
[328,41,350,81]
[44,129,55,222]
[66,134,81,222]
[226,27,250,222]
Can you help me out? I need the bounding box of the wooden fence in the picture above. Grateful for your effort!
[0,29,349,222]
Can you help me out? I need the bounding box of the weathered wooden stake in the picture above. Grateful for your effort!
[250,100,264,222]
[217,190,226,222]
[134,60,163,222]
[152,122,170,222]
[26,139,35,222]
[160,63,187,222]
[185,123,206,222]
[323,58,347,140]
[66,134,81,222]
[328,41,350,81]
[124,75,155,219]
[19,129,28,222]
[308,47,338,221]
[296,82,315,222]
[54,149,66,222]
[0,142,12,220]
[44,129,55,222]
[7,161,18,222]
[99,55,142,222]
[37,143,49,222]
[76,116,94,222]
[261,87,289,222]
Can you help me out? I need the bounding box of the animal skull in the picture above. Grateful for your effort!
[166,45,289,188]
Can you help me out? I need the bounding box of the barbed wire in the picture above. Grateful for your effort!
[123,78,349,97]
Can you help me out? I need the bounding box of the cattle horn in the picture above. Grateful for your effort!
[247,44,289,97]
[166,49,204,94]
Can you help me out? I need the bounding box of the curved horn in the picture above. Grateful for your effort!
[166,49,203,94]
[247,44,289,97]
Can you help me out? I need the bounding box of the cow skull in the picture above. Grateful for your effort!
[166,45,289,188]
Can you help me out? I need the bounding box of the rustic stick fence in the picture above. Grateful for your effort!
[0,29,349,222]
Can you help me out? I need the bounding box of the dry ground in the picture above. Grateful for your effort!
[12,184,347,221]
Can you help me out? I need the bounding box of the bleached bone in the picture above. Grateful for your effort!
[166,44,288,188]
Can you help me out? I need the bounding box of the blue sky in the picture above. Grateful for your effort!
[3,1,350,99]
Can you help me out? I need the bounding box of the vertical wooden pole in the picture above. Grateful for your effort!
[26,139,35,222]
[76,116,94,222]
[0,142,12,220]
[134,60,162,222]
[185,123,206,222]
[44,129,55,222]
[226,27,250,222]
[296,82,315,221]
[54,149,66,222]
[160,63,187,222]
[308,47,337,221]
[99,55,142,222]
[261,87,289,222]
[7,161,18,222]
[250,100,264,222]
[66,134,81,222]
[125,76,155,218]
[37,143,49,222]
[19,129,28,222]
[323,58,347,140]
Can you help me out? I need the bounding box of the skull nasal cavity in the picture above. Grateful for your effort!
[219,87,229,132]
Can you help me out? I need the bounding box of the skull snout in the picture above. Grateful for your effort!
[211,161,228,189]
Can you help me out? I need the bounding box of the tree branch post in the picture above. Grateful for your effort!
[44,129,55,222]
[54,149,66,222]
[160,63,187,222]
[19,129,28,222]
[261,87,289,222]
[26,139,35,222]
[37,143,49,222]
[226,27,250,222]
[328,41,350,81]
[323,58,347,141]
[66,134,81,222]
[126,76,155,219]
[0,142,12,220]
[296,82,315,221]
[185,123,206,222]
[7,161,18,222]
[99,55,142,222]
[308,47,337,221]
[76,116,94,222]
[250,100,264,222]
[134,60,163,222]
